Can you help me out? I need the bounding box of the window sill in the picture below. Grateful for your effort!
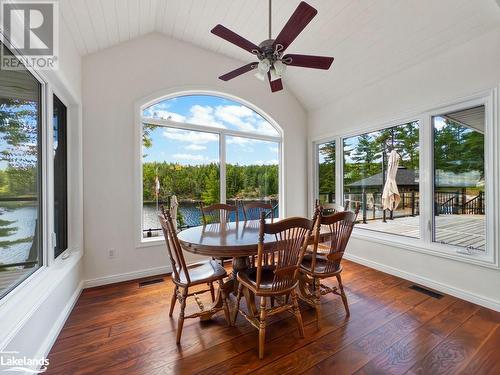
[137,237,165,249]
[0,247,83,348]
[351,228,498,270]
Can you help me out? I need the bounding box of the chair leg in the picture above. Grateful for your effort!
[259,296,267,360]
[336,273,350,316]
[209,282,215,302]
[219,280,231,326]
[176,288,188,344]
[232,283,243,325]
[169,286,178,317]
[291,289,305,338]
[314,277,322,330]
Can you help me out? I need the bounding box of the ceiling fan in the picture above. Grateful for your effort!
[211,0,334,93]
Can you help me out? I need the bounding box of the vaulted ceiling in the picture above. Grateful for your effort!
[61,0,500,110]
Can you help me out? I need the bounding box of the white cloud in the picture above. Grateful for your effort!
[148,110,187,122]
[269,146,279,153]
[185,144,207,151]
[255,120,280,136]
[187,105,226,129]
[162,128,218,144]
[226,137,252,145]
[214,105,257,132]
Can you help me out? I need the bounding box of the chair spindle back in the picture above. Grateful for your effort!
[312,210,355,274]
[158,206,190,284]
[200,203,238,224]
[256,213,314,291]
[242,201,274,221]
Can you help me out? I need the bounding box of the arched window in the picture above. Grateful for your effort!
[140,94,282,240]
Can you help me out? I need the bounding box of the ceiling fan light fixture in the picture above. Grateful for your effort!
[273,60,286,76]
[257,58,271,74]
[254,70,266,81]
[269,67,280,82]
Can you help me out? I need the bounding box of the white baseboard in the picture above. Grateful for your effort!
[83,265,172,288]
[344,253,500,312]
[34,280,83,363]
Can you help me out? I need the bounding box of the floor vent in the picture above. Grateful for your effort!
[139,278,165,287]
[409,285,443,299]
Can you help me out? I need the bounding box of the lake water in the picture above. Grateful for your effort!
[0,203,37,265]
[142,200,278,237]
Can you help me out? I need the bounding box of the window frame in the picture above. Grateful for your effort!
[136,91,283,247]
[0,41,48,303]
[310,89,499,269]
[0,35,81,307]
[53,94,68,259]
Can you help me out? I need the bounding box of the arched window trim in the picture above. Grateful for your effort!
[140,91,282,142]
[136,90,284,246]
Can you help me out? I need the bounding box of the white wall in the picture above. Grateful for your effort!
[0,20,84,364]
[82,33,307,284]
[309,29,500,310]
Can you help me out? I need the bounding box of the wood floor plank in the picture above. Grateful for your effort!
[460,324,500,375]
[44,261,497,375]
[406,307,499,375]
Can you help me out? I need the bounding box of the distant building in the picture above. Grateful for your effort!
[346,167,483,192]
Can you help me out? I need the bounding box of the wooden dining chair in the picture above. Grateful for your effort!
[200,202,239,265]
[158,207,231,344]
[314,199,360,229]
[242,201,274,221]
[233,212,315,359]
[299,210,356,329]
[200,202,238,224]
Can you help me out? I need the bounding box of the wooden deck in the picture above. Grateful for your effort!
[359,215,486,250]
[45,260,500,374]
[0,268,33,297]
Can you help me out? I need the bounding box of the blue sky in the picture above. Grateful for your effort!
[142,95,279,166]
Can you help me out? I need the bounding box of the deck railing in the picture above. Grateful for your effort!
[435,191,484,215]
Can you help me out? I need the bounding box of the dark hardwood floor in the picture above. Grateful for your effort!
[46,260,500,374]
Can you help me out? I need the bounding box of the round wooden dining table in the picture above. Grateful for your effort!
[178,219,330,292]
[177,219,330,322]
[178,220,265,283]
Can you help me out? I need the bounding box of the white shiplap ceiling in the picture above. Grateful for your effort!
[61,0,500,110]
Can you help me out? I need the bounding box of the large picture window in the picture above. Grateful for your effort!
[141,94,281,239]
[0,46,43,299]
[342,122,420,238]
[432,106,485,251]
[314,95,495,262]
[317,141,336,205]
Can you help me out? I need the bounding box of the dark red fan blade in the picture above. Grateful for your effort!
[273,2,317,52]
[283,54,334,70]
[211,24,261,54]
[267,72,283,93]
[219,63,257,81]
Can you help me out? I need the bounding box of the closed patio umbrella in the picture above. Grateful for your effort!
[382,150,401,211]
[170,195,179,231]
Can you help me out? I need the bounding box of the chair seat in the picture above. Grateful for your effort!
[237,265,298,296]
[300,253,341,276]
[179,260,227,286]
[306,243,330,255]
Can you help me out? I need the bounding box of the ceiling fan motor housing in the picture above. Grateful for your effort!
[257,39,282,62]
